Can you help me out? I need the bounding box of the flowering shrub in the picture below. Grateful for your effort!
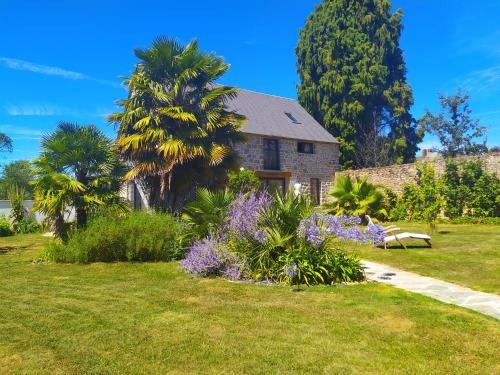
[181,235,245,280]
[226,192,272,238]
[181,189,379,286]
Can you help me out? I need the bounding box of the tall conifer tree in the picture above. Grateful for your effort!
[296,0,423,168]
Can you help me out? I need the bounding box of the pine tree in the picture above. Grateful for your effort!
[296,0,423,169]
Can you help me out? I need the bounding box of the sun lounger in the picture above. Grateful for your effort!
[365,215,432,249]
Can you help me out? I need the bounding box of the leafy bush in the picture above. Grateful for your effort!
[43,211,185,263]
[227,169,261,194]
[401,162,443,227]
[442,159,499,218]
[440,216,500,225]
[182,188,233,240]
[0,218,13,237]
[325,175,387,220]
[17,216,41,234]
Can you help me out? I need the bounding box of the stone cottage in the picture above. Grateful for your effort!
[227,88,339,204]
[125,87,339,208]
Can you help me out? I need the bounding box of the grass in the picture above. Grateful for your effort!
[0,234,499,374]
[358,223,500,294]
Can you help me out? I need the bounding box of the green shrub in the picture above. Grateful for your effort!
[0,218,13,237]
[401,162,443,227]
[17,217,41,234]
[227,169,261,194]
[442,159,499,218]
[43,211,186,263]
[440,216,500,225]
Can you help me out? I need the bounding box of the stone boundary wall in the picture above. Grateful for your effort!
[335,152,500,194]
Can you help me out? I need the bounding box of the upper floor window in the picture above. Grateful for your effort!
[297,142,314,154]
[263,138,280,170]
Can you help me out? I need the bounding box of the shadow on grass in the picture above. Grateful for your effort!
[379,245,432,250]
[0,245,30,255]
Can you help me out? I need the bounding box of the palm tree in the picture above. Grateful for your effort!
[32,122,126,237]
[32,163,84,241]
[109,37,246,211]
[325,175,387,220]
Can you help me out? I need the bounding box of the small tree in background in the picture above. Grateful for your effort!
[227,169,261,194]
[0,132,12,153]
[8,185,25,233]
[419,90,488,158]
[401,162,443,231]
[0,160,34,199]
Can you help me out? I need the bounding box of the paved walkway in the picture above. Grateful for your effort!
[362,260,500,320]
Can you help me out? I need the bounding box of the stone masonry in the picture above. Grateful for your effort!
[335,152,500,194]
[235,134,340,202]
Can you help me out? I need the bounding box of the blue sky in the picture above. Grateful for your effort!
[1,0,499,164]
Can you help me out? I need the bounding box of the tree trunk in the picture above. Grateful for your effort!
[76,207,87,228]
[54,213,68,243]
[75,169,89,228]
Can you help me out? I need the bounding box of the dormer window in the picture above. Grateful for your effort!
[284,112,300,124]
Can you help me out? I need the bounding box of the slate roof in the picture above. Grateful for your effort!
[226,88,339,144]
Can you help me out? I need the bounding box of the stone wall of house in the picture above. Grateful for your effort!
[335,152,500,194]
[235,134,340,202]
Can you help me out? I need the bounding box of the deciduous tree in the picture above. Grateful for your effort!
[419,90,488,158]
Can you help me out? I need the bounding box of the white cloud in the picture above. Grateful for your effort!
[0,57,120,87]
[5,104,64,116]
[454,66,500,94]
[4,104,116,118]
[0,124,45,141]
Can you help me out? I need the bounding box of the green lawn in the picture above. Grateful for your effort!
[359,223,500,294]
[0,234,499,374]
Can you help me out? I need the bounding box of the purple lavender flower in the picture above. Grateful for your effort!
[254,229,269,243]
[226,192,273,239]
[284,262,298,278]
[181,235,245,280]
[181,237,223,276]
[222,263,243,280]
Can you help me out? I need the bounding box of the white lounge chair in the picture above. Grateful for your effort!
[366,216,431,250]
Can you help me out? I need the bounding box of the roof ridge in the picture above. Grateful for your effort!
[235,87,298,102]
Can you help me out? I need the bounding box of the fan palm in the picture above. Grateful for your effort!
[109,37,246,211]
[182,188,234,239]
[32,122,126,237]
[325,175,387,219]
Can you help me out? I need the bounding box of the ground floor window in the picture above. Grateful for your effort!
[261,178,286,195]
[310,178,320,205]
